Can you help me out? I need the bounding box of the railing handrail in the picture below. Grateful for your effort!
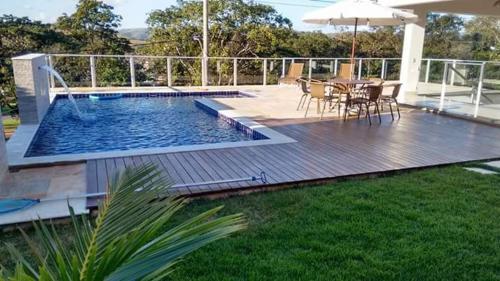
[48,53,402,60]
[44,53,499,98]
[46,53,500,64]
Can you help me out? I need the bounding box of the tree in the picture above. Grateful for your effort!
[142,0,294,85]
[55,0,132,87]
[0,15,74,113]
[2,165,246,280]
[465,16,500,61]
[286,32,334,57]
[55,0,131,55]
[424,13,467,59]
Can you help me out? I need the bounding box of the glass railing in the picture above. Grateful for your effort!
[46,54,403,88]
[409,58,500,122]
[46,54,500,122]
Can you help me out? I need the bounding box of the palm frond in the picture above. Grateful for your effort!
[6,164,246,281]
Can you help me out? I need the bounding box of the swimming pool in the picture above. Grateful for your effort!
[26,92,267,157]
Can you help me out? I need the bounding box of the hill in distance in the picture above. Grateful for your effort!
[119,28,149,41]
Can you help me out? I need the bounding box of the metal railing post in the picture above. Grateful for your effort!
[425,59,431,83]
[474,62,486,118]
[281,58,286,78]
[47,55,55,88]
[439,62,449,111]
[129,56,136,87]
[450,60,457,85]
[381,59,386,79]
[167,57,172,87]
[90,56,97,88]
[233,58,238,86]
[263,59,268,86]
[308,59,313,80]
[357,59,362,80]
[334,59,338,76]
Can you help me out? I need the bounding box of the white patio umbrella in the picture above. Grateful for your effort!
[302,0,418,64]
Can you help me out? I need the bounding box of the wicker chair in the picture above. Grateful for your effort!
[296,77,310,110]
[338,63,354,79]
[305,81,335,120]
[381,83,402,120]
[330,82,350,115]
[346,85,383,125]
[279,63,305,85]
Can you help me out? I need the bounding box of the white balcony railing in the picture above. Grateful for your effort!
[46,54,406,88]
[45,54,500,121]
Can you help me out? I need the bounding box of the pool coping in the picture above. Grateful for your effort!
[7,92,296,168]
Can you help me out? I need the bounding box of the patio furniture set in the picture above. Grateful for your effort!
[282,62,402,125]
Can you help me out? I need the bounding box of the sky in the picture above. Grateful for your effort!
[0,0,337,31]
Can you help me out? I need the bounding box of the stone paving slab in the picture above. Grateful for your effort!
[485,161,500,169]
[0,164,87,226]
[464,167,498,175]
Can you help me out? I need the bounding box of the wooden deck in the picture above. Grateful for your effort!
[86,110,500,207]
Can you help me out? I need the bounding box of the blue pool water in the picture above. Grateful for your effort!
[26,93,261,157]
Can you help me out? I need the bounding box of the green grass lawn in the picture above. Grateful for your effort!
[2,116,19,139]
[1,165,500,280]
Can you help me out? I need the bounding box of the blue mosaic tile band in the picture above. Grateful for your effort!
[54,91,252,99]
[194,100,269,140]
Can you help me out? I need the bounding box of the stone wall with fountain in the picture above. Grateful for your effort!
[12,54,50,125]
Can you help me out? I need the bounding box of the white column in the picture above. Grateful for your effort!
[167,57,172,87]
[233,58,238,86]
[308,59,313,80]
[281,59,286,77]
[450,60,457,85]
[439,62,449,111]
[474,63,486,118]
[263,59,268,86]
[357,59,363,79]
[381,59,386,79]
[425,59,431,83]
[129,57,136,87]
[399,8,427,102]
[90,56,97,88]
[202,0,209,87]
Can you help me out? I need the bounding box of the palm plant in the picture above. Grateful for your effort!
[2,164,246,280]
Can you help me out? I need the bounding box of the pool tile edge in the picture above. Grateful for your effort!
[6,97,296,168]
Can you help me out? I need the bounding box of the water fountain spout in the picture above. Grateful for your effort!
[40,65,83,119]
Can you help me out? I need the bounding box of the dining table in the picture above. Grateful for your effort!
[316,78,374,114]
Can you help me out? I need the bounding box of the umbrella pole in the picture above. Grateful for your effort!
[350,18,358,76]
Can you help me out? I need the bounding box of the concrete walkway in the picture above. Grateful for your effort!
[0,164,87,225]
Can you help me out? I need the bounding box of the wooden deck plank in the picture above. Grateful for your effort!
[173,153,214,193]
[156,154,185,185]
[206,151,251,188]
[105,158,117,185]
[86,111,500,208]
[199,150,248,189]
[86,159,99,207]
[96,159,108,194]
[181,152,224,191]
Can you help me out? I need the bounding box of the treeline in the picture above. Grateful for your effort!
[1,0,499,112]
